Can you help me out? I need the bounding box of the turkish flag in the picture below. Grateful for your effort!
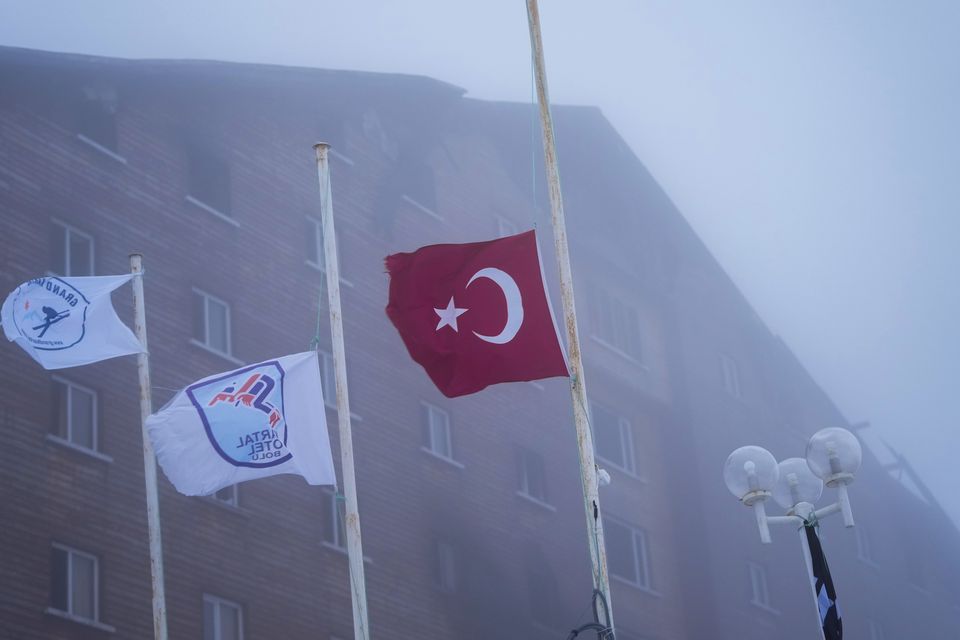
[385,230,569,397]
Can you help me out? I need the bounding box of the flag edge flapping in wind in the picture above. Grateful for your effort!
[146,350,337,496]
[384,229,569,398]
[0,274,144,370]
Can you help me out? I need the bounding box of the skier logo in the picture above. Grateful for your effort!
[10,278,89,350]
[34,306,71,337]
[186,361,293,469]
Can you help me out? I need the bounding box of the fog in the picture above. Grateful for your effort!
[1,2,958,639]
[4,0,957,525]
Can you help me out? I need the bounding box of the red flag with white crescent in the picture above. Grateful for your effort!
[385,230,569,397]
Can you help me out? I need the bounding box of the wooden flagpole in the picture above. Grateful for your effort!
[525,0,616,631]
[312,143,371,640]
[129,253,169,640]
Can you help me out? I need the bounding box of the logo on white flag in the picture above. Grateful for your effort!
[186,361,292,468]
[146,351,336,496]
[2,274,143,370]
[9,277,89,350]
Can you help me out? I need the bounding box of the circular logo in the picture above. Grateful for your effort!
[10,277,89,351]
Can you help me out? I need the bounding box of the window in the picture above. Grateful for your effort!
[904,540,929,590]
[434,540,457,593]
[307,219,351,286]
[526,562,561,624]
[362,109,392,155]
[50,544,99,622]
[214,485,239,507]
[203,595,243,640]
[409,163,436,212]
[588,287,641,360]
[421,403,453,460]
[518,448,548,503]
[720,353,741,398]
[497,216,519,238]
[856,525,876,565]
[748,562,773,610]
[53,378,98,451]
[187,145,231,216]
[192,290,232,356]
[399,148,439,219]
[605,518,651,589]
[76,87,118,152]
[590,402,636,475]
[319,351,359,418]
[321,490,346,550]
[51,221,94,277]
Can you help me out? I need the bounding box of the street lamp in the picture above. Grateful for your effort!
[722,445,779,543]
[723,427,863,639]
[771,457,823,513]
[723,427,861,541]
[806,427,862,527]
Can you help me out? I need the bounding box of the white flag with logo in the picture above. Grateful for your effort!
[1,274,144,370]
[146,351,336,495]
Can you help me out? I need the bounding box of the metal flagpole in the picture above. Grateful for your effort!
[525,0,615,631]
[312,143,371,640]
[129,253,169,640]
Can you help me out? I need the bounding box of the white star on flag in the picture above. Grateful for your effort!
[434,297,468,332]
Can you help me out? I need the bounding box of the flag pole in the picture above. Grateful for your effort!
[525,0,616,630]
[312,143,371,640]
[129,253,169,640]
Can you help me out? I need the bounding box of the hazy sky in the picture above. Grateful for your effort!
[2,1,957,522]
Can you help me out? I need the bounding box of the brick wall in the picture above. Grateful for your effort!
[0,50,688,640]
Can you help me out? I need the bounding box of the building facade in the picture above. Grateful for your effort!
[0,46,957,640]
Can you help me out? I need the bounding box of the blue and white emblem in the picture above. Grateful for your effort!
[186,361,293,468]
[9,277,89,350]
[145,351,335,496]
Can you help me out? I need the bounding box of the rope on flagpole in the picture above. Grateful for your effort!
[558,553,616,638]
[564,589,615,639]
[565,590,603,636]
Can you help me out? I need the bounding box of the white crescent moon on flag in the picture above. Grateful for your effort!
[466,267,524,344]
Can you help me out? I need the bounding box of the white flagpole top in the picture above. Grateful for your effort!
[525,0,615,631]
[312,141,371,640]
[128,253,168,640]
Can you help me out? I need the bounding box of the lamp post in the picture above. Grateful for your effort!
[723,427,863,639]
